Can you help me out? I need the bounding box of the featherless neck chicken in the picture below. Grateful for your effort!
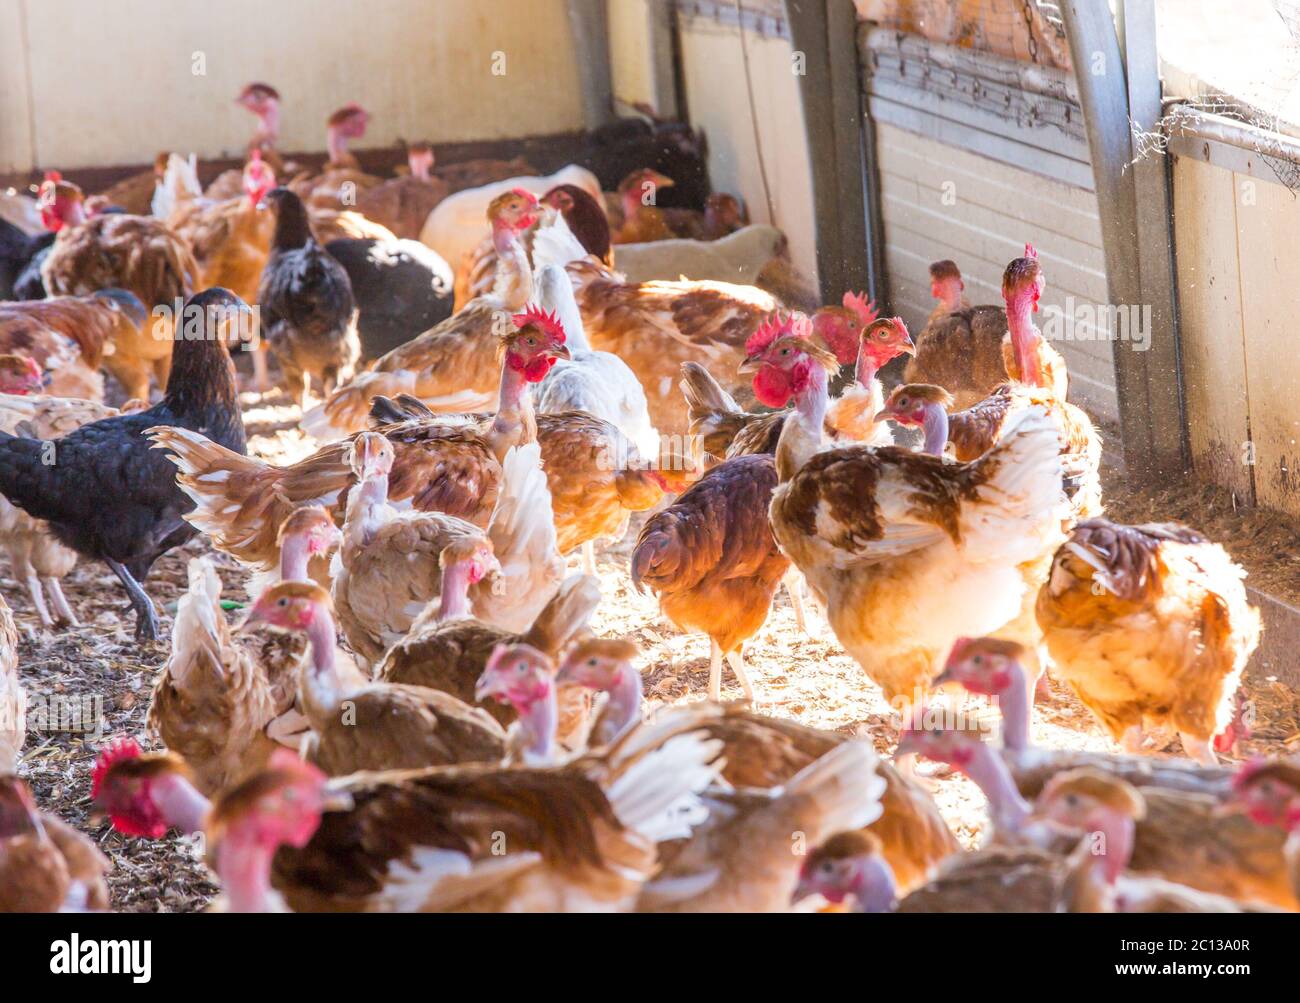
[1224,760,1300,903]
[381,573,600,747]
[95,710,724,912]
[759,330,1067,750]
[202,82,296,201]
[38,177,202,401]
[353,142,450,241]
[0,775,111,912]
[243,581,506,776]
[0,288,248,641]
[556,639,645,748]
[900,699,1296,910]
[681,307,911,464]
[148,507,348,796]
[300,187,543,441]
[149,298,570,574]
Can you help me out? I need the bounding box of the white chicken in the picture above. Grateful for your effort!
[534,262,659,460]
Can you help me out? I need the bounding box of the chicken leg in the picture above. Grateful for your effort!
[23,573,54,629]
[43,578,78,627]
[582,540,597,577]
[783,567,808,635]
[106,559,159,641]
[708,640,755,702]
[1180,732,1219,767]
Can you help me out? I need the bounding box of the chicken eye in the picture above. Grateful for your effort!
[525,336,537,346]
[898,397,910,409]
[972,654,983,665]
[587,658,598,667]
[277,598,288,608]
[821,861,835,874]
[1064,793,1080,807]
[515,663,526,673]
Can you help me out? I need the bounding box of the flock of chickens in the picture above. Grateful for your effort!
[0,83,1295,915]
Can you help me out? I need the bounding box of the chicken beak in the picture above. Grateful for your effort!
[736,356,762,375]
[550,344,571,361]
[873,407,896,424]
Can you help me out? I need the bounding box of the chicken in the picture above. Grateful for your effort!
[257,187,360,408]
[533,263,658,476]
[1035,519,1262,765]
[293,104,383,211]
[610,224,786,287]
[1224,759,1300,903]
[639,740,886,912]
[0,288,148,402]
[0,776,111,912]
[903,252,1069,408]
[324,236,453,360]
[611,168,678,244]
[0,596,22,773]
[555,638,645,748]
[245,582,507,776]
[453,183,613,311]
[555,259,785,437]
[203,82,294,202]
[300,188,543,441]
[1033,768,1274,912]
[167,151,278,308]
[0,215,55,301]
[331,427,561,663]
[662,191,750,242]
[631,454,787,702]
[353,142,449,240]
[760,332,1066,735]
[0,363,137,627]
[149,558,293,796]
[419,165,601,271]
[0,288,248,641]
[93,151,170,217]
[38,178,201,401]
[380,573,600,743]
[682,312,910,463]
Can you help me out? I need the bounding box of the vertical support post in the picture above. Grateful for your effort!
[567,0,615,130]
[1059,0,1186,480]
[785,0,873,301]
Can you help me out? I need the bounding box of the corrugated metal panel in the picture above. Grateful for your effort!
[874,120,1118,425]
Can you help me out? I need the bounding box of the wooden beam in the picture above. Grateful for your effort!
[785,0,874,301]
[566,0,615,129]
[1059,0,1187,481]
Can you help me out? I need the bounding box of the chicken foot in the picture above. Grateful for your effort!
[582,540,597,576]
[106,559,160,641]
[23,573,54,629]
[783,567,809,635]
[1180,732,1219,767]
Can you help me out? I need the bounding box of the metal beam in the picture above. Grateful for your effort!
[1059,0,1186,481]
[785,0,873,301]
[566,0,615,130]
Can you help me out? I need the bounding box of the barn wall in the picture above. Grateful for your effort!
[0,0,586,174]
[674,6,820,291]
[1173,153,1300,518]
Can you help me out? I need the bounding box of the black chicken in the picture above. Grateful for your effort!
[258,188,360,407]
[0,287,249,641]
[324,236,452,359]
[0,218,55,300]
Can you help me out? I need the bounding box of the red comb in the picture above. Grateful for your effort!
[511,304,566,343]
[841,291,879,326]
[91,736,143,799]
[1024,244,1038,259]
[42,170,62,183]
[744,311,812,358]
[511,186,539,204]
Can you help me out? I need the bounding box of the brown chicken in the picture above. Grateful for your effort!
[38,179,200,400]
[204,82,297,201]
[147,506,350,798]
[93,151,170,216]
[380,573,600,741]
[903,251,1069,409]
[611,168,678,244]
[293,103,383,211]
[453,184,613,310]
[561,258,784,436]
[435,154,539,194]
[353,142,449,240]
[0,365,138,626]
[245,582,506,777]
[1036,519,1262,765]
[0,289,149,402]
[661,192,750,242]
[631,454,788,702]
[300,188,543,441]
[0,776,111,912]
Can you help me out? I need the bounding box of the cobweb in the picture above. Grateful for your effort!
[1136,0,1300,192]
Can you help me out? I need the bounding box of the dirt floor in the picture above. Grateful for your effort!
[6,388,1299,913]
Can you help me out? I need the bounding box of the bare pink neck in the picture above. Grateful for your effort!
[217,837,277,913]
[347,473,390,546]
[152,773,210,836]
[936,281,964,312]
[279,534,310,581]
[408,154,432,182]
[305,611,337,680]
[518,685,559,763]
[490,362,529,445]
[920,402,949,456]
[621,189,645,220]
[437,561,473,620]
[1006,296,1044,387]
[602,665,643,740]
[326,126,349,165]
[254,105,280,148]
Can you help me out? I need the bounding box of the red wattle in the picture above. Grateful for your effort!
[753,367,793,408]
